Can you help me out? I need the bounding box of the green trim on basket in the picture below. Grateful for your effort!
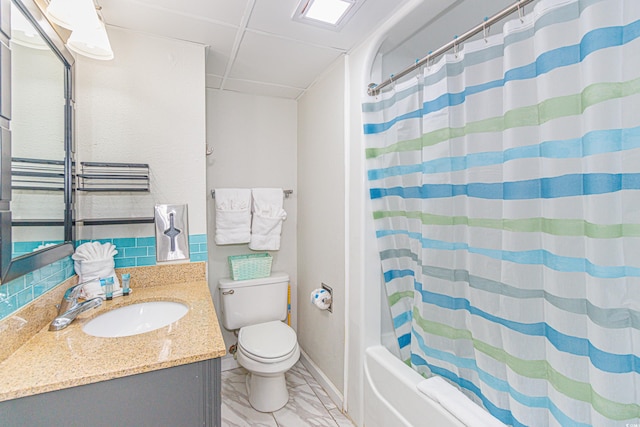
[228,253,273,280]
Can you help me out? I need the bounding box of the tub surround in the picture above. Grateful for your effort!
[364,346,463,427]
[0,262,225,402]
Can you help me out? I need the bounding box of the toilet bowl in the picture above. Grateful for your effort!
[219,272,299,412]
[236,320,300,412]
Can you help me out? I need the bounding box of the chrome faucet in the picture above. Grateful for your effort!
[49,280,103,331]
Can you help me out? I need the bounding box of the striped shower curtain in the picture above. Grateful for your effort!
[363,0,640,425]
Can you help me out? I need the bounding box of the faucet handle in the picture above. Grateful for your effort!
[63,283,84,302]
[63,278,98,301]
[57,278,99,316]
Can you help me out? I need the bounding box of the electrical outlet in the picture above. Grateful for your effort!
[321,283,333,313]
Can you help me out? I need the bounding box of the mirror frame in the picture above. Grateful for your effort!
[2,0,74,283]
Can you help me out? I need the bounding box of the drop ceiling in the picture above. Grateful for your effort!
[99,0,412,99]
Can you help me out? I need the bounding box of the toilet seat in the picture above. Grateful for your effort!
[238,320,298,364]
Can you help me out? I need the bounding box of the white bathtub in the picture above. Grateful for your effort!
[364,345,464,427]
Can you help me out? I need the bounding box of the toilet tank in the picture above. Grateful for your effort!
[218,272,290,330]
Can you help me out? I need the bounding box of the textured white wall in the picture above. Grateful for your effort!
[206,89,298,356]
[75,27,207,241]
[297,56,346,395]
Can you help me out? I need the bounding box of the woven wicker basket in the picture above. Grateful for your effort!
[228,253,273,280]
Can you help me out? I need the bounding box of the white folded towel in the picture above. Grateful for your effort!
[77,278,103,299]
[416,376,506,427]
[214,188,251,245]
[249,188,287,251]
[72,242,120,299]
[72,241,118,260]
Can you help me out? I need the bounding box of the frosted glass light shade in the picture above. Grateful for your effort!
[67,21,114,60]
[48,0,114,60]
[46,0,98,30]
[10,3,48,50]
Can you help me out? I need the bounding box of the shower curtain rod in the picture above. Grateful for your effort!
[367,0,537,96]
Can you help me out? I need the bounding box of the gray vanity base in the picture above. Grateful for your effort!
[1,357,221,427]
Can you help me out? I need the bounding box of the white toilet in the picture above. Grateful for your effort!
[219,272,300,412]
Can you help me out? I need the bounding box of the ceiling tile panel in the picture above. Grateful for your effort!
[222,79,305,99]
[102,0,238,54]
[99,0,415,99]
[248,0,407,51]
[206,74,223,89]
[103,0,249,27]
[229,31,343,88]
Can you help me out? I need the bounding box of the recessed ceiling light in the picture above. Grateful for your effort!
[306,0,351,25]
[293,0,364,31]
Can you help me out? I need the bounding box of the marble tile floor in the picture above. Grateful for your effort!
[222,361,355,427]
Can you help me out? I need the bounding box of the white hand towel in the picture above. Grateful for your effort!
[72,242,120,299]
[416,376,506,427]
[214,188,251,245]
[249,188,287,251]
[78,278,103,299]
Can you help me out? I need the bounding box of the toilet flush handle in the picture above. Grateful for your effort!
[222,290,234,295]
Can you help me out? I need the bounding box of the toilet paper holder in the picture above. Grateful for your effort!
[310,283,333,313]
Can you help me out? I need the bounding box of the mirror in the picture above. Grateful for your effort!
[0,0,74,283]
[10,1,65,253]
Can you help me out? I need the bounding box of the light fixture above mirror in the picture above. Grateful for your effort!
[10,2,48,49]
[46,0,113,60]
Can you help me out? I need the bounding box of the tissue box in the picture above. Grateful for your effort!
[228,253,272,280]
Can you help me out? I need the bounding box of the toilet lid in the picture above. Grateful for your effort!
[238,321,297,360]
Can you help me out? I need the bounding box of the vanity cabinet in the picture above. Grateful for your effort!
[0,358,221,427]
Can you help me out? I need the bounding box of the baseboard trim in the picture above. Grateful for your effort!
[221,355,240,372]
[299,347,344,410]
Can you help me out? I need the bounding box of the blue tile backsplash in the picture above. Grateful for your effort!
[76,233,207,268]
[11,240,65,258]
[0,256,74,320]
[0,233,208,321]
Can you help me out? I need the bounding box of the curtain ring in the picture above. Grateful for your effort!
[426,51,433,71]
[415,59,423,82]
[517,2,524,22]
[367,83,378,98]
[453,35,459,58]
[483,17,489,42]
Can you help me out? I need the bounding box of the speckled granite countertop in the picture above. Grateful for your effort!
[0,274,226,402]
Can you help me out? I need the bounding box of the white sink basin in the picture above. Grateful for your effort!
[82,301,189,338]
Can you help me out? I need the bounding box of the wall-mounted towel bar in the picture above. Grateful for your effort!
[210,189,293,199]
[15,217,156,227]
[77,217,155,226]
[77,162,150,192]
[11,157,66,191]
